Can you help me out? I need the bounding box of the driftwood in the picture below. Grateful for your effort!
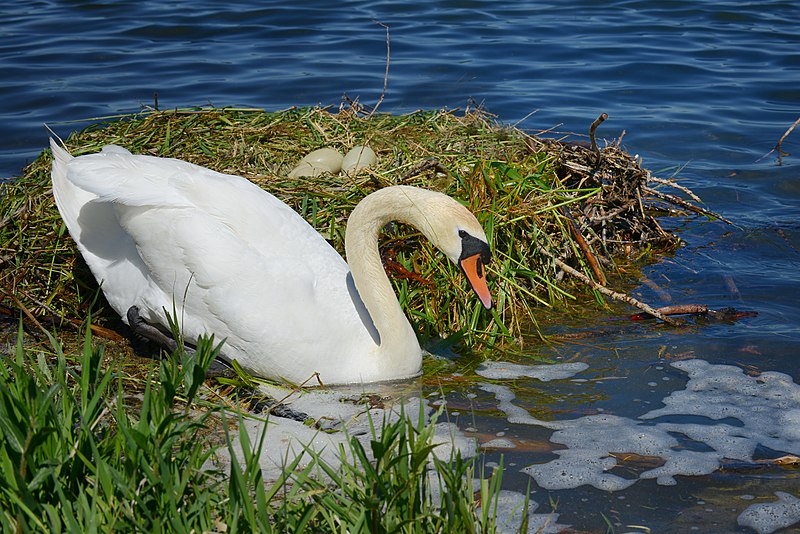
[630,304,758,322]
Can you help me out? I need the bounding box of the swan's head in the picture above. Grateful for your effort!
[349,185,493,309]
[402,188,493,310]
[455,227,493,309]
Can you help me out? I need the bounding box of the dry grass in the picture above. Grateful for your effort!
[1,105,710,356]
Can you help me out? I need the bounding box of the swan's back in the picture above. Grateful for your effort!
[55,143,334,262]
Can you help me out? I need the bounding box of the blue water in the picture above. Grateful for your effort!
[3,1,800,531]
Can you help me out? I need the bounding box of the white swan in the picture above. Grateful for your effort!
[49,139,492,385]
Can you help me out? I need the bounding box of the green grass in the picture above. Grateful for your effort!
[1,106,698,356]
[0,323,525,533]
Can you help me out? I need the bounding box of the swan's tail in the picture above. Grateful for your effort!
[49,137,73,167]
[49,138,83,231]
[49,137,74,203]
[47,139,151,322]
[49,138,74,199]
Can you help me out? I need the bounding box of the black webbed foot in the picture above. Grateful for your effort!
[126,305,234,378]
[127,305,179,352]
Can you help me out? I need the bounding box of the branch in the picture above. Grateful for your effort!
[561,206,606,285]
[757,115,800,163]
[589,113,608,156]
[647,175,702,202]
[644,186,734,225]
[630,304,757,322]
[539,247,678,325]
[775,115,800,153]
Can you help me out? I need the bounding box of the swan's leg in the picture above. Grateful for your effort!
[246,394,310,422]
[126,305,231,376]
[127,305,179,352]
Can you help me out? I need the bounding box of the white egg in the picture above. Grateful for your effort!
[288,147,343,178]
[341,145,377,175]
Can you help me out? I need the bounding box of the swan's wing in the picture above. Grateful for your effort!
[63,149,366,372]
[65,148,198,208]
[116,198,362,379]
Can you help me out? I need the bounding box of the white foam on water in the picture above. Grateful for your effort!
[480,358,800,508]
[479,382,547,426]
[476,361,590,381]
[210,359,800,532]
[522,449,636,492]
[640,359,800,455]
[737,492,800,534]
[214,385,478,482]
[489,490,567,534]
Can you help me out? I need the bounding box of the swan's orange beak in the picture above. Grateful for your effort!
[460,253,493,309]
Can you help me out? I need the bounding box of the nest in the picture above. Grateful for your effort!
[0,105,723,351]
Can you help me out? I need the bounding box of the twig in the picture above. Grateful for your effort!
[511,107,539,128]
[540,247,678,325]
[645,304,708,317]
[775,115,800,153]
[401,157,449,181]
[561,207,606,285]
[644,186,734,225]
[756,115,800,163]
[0,287,126,341]
[589,113,608,155]
[4,292,47,335]
[588,201,635,223]
[384,254,435,287]
[647,175,702,203]
[368,21,391,118]
[630,304,758,322]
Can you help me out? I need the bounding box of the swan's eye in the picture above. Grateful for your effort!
[458,230,491,265]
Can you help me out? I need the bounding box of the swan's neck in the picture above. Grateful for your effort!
[344,188,430,359]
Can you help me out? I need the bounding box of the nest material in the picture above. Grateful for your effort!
[532,138,655,255]
[0,106,722,350]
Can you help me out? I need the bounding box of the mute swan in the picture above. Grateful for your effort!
[49,139,492,385]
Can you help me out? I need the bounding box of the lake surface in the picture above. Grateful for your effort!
[2,1,799,532]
